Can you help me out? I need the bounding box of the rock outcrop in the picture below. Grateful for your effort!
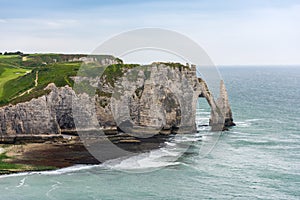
[0,63,234,139]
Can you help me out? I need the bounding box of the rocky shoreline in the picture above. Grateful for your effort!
[0,62,235,175]
[0,131,172,175]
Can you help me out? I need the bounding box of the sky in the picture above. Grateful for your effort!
[0,0,299,65]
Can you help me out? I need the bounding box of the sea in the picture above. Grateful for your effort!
[0,66,299,200]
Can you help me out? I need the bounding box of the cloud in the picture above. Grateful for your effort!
[0,19,8,23]
[0,1,299,65]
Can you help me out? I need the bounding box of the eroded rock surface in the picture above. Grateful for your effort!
[0,63,234,139]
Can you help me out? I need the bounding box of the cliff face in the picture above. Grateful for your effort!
[0,63,234,138]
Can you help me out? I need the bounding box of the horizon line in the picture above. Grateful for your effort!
[1,51,300,67]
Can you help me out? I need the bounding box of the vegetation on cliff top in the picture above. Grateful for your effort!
[0,61,81,106]
[158,62,189,69]
[0,54,92,106]
[0,53,190,106]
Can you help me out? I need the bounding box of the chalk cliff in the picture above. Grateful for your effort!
[0,63,234,140]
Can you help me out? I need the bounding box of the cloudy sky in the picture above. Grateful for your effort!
[0,0,299,65]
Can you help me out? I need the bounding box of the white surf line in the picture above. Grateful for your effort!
[0,164,102,179]
[46,181,62,199]
[16,177,27,188]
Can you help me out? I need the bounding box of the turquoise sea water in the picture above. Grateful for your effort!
[0,67,299,199]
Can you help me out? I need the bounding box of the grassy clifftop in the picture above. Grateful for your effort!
[0,53,129,106]
[0,53,188,106]
[0,54,91,106]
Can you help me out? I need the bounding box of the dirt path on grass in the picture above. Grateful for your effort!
[34,70,38,86]
[15,71,39,98]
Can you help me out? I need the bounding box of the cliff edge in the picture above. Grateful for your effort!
[0,62,234,141]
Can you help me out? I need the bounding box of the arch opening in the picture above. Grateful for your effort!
[196,97,211,131]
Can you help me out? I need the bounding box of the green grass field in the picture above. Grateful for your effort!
[0,55,22,66]
[0,53,153,106]
[0,66,30,98]
[0,54,84,106]
[0,55,30,99]
[0,62,82,106]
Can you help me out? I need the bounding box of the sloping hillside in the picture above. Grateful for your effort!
[0,53,118,106]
